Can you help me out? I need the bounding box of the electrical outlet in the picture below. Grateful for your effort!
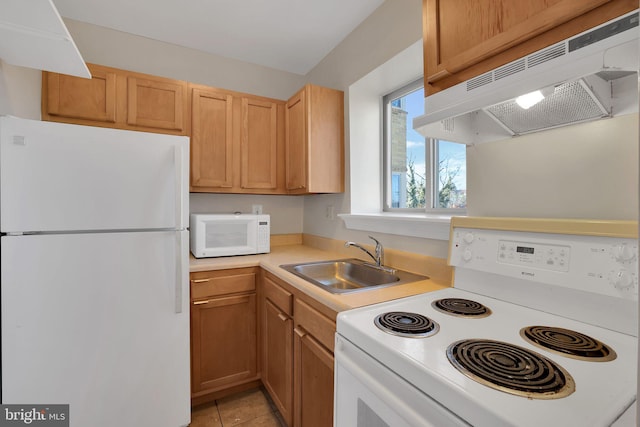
[326,205,335,220]
[252,204,263,215]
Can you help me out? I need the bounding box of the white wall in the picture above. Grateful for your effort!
[0,60,41,119]
[467,113,639,220]
[190,194,303,234]
[301,0,453,258]
[63,19,306,100]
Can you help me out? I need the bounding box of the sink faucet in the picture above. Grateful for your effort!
[345,236,385,268]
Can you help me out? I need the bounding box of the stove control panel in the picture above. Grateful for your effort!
[450,227,638,298]
[497,240,570,272]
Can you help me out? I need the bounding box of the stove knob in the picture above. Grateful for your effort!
[463,232,475,244]
[463,248,473,262]
[613,244,636,263]
[610,270,634,291]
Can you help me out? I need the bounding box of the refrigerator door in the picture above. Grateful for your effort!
[1,230,190,427]
[0,117,189,233]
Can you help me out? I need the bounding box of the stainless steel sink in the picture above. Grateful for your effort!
[279,258,428,294]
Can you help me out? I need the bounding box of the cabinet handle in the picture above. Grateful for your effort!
[294,327,307,338]
[192,278,211,283]
[193,300,210,305]
[277,313,289,322]
[427,69,452,84]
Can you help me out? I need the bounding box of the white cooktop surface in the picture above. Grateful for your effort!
[337,287,637,427]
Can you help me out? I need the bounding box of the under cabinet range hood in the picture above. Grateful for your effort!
[413,11,639,143]
[0,0,90,78]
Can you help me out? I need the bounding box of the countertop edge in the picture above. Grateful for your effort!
[189,245,452,312]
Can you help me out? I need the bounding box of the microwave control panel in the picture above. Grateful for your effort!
[257,220,270,251]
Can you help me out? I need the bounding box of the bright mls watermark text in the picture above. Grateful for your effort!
[0,405,68,426]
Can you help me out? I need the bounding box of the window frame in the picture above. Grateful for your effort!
[382,79,466,214]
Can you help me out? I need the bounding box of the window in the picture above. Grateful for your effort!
[383,79,467,212]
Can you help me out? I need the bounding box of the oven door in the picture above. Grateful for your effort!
[334,335,469,427]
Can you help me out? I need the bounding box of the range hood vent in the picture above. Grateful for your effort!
[469,43,568,91]
[414,11,639,140]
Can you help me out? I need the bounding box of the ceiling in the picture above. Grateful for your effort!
[51,0,385,75]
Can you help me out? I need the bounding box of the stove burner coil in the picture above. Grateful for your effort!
[520,326,617,362]
[374,312,439,338]
[432,298,491,318]
[447,339,575,399]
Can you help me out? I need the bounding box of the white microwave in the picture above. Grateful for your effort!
[190,214,270,258]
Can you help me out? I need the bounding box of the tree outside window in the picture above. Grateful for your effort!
[384,81,466,211]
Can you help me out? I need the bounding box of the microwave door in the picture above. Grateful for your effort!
[193,219,258,258]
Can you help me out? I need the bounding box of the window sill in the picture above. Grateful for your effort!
[338,213,462,241]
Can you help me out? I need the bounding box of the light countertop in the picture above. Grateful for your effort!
[190,244,450,314]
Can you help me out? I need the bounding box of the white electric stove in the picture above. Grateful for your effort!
[335,217,638,427]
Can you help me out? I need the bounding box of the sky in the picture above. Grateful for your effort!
[402,87,467,190]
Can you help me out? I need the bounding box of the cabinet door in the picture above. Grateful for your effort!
[293,327,334,427]
[126,76,187,133]
[263,299,293,426]
[306,85,344,193]
[423,0,635,94]
[285,88,307,192]
[190,88,234,189]
[191,293,257,394]
[241,97,278,189]
[44,64,117,123]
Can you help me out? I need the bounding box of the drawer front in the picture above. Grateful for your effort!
[263,275,293,316]
[295,299,336,352]
[190,268,257,300]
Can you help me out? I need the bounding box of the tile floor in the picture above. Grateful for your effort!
[190,387,287,427]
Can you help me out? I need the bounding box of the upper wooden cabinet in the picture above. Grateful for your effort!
[423,0,637,95]
[285,84,344,194]
[42,65,345,195]
[126,76,186,132]
[44,63,117,124]
[190,86,234,189]
[43,63,188,135]
[241,97,279,190]
[189,83,285,193]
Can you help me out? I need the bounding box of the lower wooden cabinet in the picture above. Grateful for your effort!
[294,327,335,427]
[191,267,337,425]
[261,271,336,427]
[262,278,294,426]
[190,268,259,404]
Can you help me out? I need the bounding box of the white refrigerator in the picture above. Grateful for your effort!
[0,116,190,427]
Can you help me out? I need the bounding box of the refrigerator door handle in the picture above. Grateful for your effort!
[174,145,185,229]
[175,231,184,314]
